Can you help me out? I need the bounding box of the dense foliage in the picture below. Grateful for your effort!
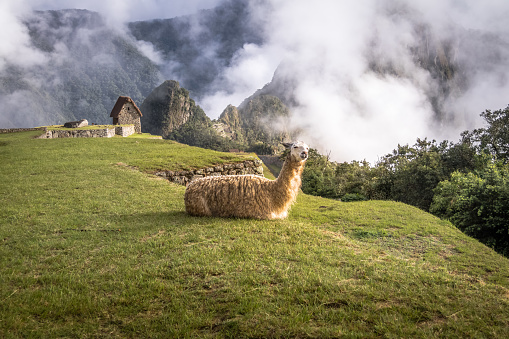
[302,138,480,208]
[301,149,374,200]
[430,162,509,256]
[465,106,509,163]
[369,138,481,210]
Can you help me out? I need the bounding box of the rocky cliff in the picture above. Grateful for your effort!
[141,80,244,151]
[212,95,293,154]
[140,80,194,138]
[141,80,292,154]
[214,105,244,142]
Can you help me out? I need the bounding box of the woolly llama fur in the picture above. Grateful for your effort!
[185,141,309,220]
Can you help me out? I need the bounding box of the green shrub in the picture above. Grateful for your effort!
[466,105,509,163]
[371,138,481,211]
[430,162,509,256]
[342,193,367,202]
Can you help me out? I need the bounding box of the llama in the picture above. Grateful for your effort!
[184,141,309,220]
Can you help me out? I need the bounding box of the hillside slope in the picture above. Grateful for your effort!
[1,9,162,128]
[0,131,508,337]
[128,0,263,97]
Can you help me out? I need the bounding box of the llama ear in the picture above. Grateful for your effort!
[282,142,293,149]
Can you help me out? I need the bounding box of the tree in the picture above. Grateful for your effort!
[468,105,509,163]
[372,139,447,210]
[301,149,341,198]
[370,138,481,211]
[430,162,509,256]
[300,149,375,200]
[441,135,481,175]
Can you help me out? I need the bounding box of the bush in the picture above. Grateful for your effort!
[341,193,367,202]
[371,138,482,211]
[430,162,509,256]
[301,149,342,199]
[467,105,509,163]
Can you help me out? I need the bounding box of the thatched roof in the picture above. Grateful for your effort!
[110,96,142,118]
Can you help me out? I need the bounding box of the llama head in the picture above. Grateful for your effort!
[283,141,309,162]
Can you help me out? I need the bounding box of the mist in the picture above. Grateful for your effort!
[0,2,46,72]
[197,0,509,162]
[2,0,509,163]
[0,0,225,128]
[0,1,172,128]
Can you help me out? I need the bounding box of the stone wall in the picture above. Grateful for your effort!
[115,125,135,137]
[0,128,44,134]
[39,127,116,139]
[154,159,265,185]
[34,125,137,139]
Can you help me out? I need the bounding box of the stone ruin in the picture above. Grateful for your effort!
[63,119,88,128]
[37,123,136,139]
[154,159,265,185]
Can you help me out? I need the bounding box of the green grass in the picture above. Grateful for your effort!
[265,162,282,177]
[18,130,251,173]
[1,131,509,338]
[125,133,162,139]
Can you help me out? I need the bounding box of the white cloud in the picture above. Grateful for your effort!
[134,40,164,64]
[0,2,47,71]
[201,43,283,118]
[198,0,509,162]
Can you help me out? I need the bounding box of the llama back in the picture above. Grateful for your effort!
[184,175,274,219]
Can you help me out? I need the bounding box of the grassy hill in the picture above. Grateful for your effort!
[1,131,508,338]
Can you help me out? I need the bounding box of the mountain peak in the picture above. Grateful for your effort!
[140,80,195,137]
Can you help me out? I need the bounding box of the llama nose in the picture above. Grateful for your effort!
[300,152,308,160]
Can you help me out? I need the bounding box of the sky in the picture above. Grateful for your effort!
[3,0,509,162]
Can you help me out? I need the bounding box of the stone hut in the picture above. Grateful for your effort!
[110,96,142,133]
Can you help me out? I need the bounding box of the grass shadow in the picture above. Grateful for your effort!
[111,211,191,230]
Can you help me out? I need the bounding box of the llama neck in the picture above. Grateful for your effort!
[274,155,305,196]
